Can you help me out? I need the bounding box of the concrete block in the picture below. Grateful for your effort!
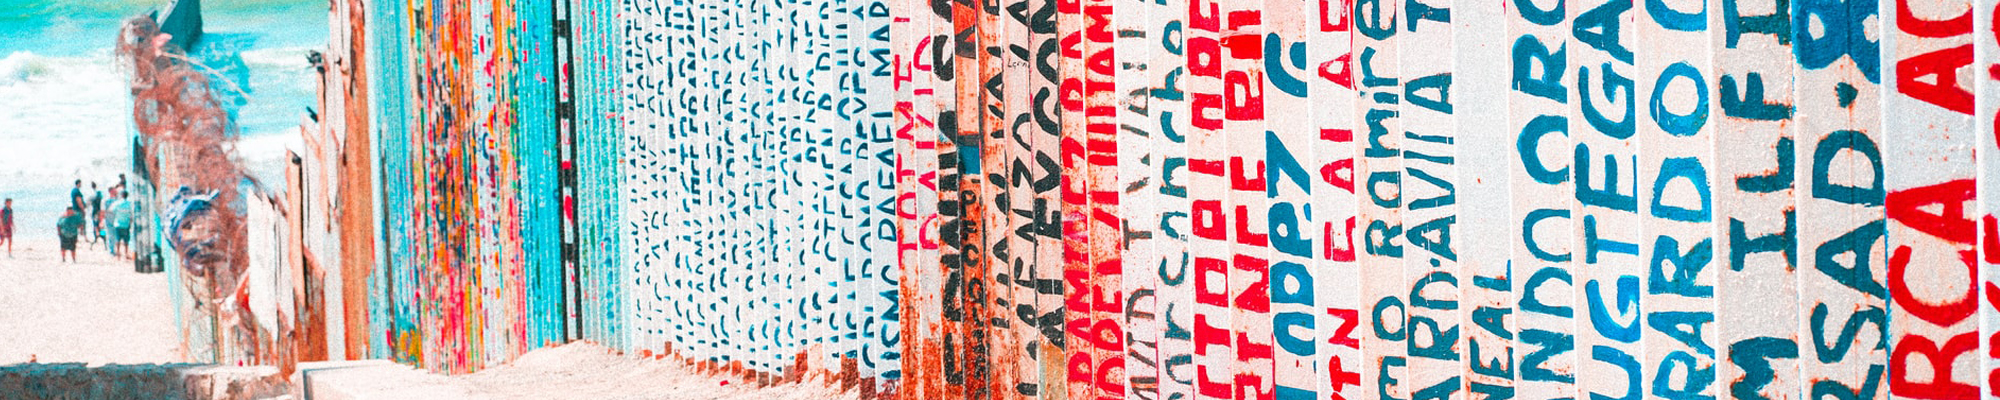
[293,360,481,400]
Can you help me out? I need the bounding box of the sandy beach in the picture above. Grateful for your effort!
[302,343,859,400]
[0,234,862,399]
[0,236,180,366]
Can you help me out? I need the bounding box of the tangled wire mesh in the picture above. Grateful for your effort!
[116,15,294,372]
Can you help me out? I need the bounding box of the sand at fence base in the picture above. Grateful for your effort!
[459,344,859,400]
[0,236,859,399]
[316,343,859,400]
[0,237,181,366]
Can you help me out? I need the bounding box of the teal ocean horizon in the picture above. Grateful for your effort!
[0,0,325,240]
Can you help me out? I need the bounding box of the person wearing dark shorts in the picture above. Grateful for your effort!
[58,205,83,262]
[109,192,132,257]
[88,183,103,248]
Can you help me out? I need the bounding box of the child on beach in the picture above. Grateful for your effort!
[58,205,83,262]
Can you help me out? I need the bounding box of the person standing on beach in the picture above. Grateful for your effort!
[57,205,82,263]
[88,183,104,248]
[1,198,13,258]
[109,192,132,257]
[68,181,83,247]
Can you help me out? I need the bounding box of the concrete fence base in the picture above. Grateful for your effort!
[0,362,288,400]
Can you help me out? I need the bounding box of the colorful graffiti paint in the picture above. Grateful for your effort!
[290,0,2000,398]
[1714,0,1801,398]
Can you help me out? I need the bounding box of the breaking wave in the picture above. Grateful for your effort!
[0,51,52,85]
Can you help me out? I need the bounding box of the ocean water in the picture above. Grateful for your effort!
[0,0,325,239]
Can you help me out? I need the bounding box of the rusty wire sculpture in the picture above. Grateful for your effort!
[117,15,295,373]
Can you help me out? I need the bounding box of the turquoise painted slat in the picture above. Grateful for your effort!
[511,0,564,351]
[365,0,416,363]
[571,0,624,351]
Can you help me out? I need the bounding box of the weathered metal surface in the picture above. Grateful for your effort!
[1457,2,1512,400]
[1980,0,2000,396]
[293,1,2000,399]
[1795,0,1889,398]
[1507,0,1580,398]
[1885,0,1982,398]
[1714,0,1801,398]
[1353,1,1406,399]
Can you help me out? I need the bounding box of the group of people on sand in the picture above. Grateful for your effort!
[52,176,138,263]
[0,176,143,262]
